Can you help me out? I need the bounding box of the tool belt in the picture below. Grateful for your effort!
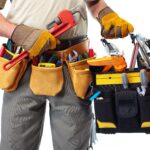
[55,35,88,50]
[30,38,92,98]
[90,68,150,134]
[0,37,93,100]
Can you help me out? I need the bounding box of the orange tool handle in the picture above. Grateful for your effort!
[3,51,29,71]
[87,56,127,72]
[87,56,125,66]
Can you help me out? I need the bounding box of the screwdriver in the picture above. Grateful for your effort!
[122,73,129,90]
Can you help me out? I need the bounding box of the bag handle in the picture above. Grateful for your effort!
[129,34,150,70]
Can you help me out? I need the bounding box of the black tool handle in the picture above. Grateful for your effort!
[101,39,114,51]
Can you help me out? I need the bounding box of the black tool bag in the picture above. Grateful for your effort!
[91,68,150,134]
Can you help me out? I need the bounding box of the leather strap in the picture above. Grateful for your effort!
[47,39,89,62]
[56,35,88,50]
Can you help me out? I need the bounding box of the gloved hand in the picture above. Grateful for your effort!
[11,24,57,57]
[98,7,134,39]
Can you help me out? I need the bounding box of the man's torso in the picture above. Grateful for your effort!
[7,0,88,39]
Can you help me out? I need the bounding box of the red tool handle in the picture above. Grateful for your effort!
[0,45,6,57]
[3,51,29,71]
[3,9,77,71]
[50,10,76,37]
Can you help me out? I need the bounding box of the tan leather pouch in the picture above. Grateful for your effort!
[0,51,28,92]
[30,65,64,96]
[63,40,93,99]
[67,58,93,99]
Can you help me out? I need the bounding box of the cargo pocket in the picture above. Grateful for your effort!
[67,58,93,99]
[138,95,150,128]
[95,91,117,130]
[30,65,64,96]
[115,90,139,129]
[0,51,28,92]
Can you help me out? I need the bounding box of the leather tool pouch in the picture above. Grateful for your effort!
[30,63,64,96]
[0,44,28,91]
[30,40,92,98]
[67,58,92,99]
[65,40,93,99]
[90,69,150,134]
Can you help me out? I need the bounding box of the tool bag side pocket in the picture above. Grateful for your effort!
[67,58,93,99]
[0,53,28,92]
[30,65,64,96]
[95,90,117,133]
[115,90,139,130]
[138,94,150,128]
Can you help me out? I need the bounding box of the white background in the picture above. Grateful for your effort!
[1,0,150,150]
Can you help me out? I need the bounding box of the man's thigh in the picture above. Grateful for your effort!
[50,65,93,150]
[0,66,46,150]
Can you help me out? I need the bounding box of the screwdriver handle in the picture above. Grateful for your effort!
[140,69,148,88]
[122,73,128,89]
[101,39,114,51]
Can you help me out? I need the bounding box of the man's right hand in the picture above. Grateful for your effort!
[11,24,57,57]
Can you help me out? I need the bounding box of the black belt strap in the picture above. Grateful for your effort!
[56,35,88,51]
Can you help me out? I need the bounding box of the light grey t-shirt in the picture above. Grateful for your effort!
[7,0,88,39]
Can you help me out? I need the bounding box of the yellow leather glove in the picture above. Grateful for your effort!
[99,7,134,39]
[11,24,57,57]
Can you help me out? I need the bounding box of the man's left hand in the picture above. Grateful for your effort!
[98,7,134,39]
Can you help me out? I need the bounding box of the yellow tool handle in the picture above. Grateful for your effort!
[38,63,56,68]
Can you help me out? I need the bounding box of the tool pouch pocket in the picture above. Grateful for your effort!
[30,64,64,96]
[138,94,150,128]
[95,90,117,133]
[67,59,92,99]
[0,49,28,92]
[115,90,139,129]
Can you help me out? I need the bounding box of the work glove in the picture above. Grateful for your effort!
[11,24,57,57]
[98,7,134,39]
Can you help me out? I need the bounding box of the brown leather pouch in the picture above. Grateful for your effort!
[30,65,64,96]
[67,58,93,99]
[30,39,92,98]
[0,49,28,91]
[64,40,93,99]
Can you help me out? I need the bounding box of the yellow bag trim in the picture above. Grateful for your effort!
[96,72,150,85]
[97,120,117,129]
[29,31,55,57]
[141,122,150,128]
